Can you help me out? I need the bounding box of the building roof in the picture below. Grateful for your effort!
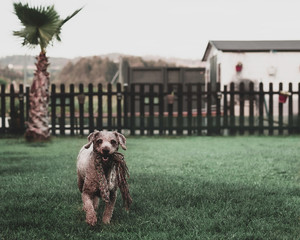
[202,40,300,61]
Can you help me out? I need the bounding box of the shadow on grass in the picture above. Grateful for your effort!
[0,155,50,176]
[25,142,49,148]
[123,172,300,239]
[1,164,300,239]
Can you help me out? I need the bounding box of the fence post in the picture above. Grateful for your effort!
[239,82,245,135]
[288,83,293,134]
[159,84,164,135]
[177,83,183,135]
[216,82,221,135]
[19,84,25,133]
[107,83,112,131]
[97,84,103,131]
[187,84,193,135]
[268,83,274,135]
[51,84,56,135]
[79,83,84,135]
[278,83,283,135]
[130,84,135,136]
[167,84,173,135]
[10,84,15,133]
[60,84,66,135]
[197,83,202,136]
[1,85,6,133]
[249,82,254,135]
[139,84,145,135]
[229,82,235,135]
[123,84,128,130]
[207,83,212,136]
[26,86,29,121]
[70,84,75,135]
[149,84,154,136]
[259,82,264,135]
[116,83,122,133]
[223,85,228,133]
[88,83,94,133]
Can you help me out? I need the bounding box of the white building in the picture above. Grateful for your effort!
[202,40,300,91]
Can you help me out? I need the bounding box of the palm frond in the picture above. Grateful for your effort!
[14,3,60,27]
[13,26,39,46]
[13,2,82,51]
[55,7,83,42]
[61,7,83,26]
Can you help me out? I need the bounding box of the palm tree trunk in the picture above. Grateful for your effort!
[25,52,50,141]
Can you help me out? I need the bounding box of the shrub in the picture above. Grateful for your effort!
[0,78,7,86]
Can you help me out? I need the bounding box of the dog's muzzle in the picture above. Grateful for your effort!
[101,149,111,161]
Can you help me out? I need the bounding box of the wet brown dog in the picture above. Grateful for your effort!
[77,130,131,226]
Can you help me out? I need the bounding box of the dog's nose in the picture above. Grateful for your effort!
[102,149,109,155]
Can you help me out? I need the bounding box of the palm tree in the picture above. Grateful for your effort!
[13,3,82,141]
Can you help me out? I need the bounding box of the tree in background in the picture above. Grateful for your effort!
[13,3,81,141]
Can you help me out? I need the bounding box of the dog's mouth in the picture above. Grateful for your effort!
[101,154,110,162]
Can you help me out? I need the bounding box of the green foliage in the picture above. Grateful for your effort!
[1,136,300,239]
[0,78,7,86]
[0,66,23,82]
[13,2,82,51]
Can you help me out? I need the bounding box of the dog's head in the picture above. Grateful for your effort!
[84,130,126,161]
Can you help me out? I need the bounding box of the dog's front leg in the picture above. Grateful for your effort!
[102,190,117,224]
[82,192,97,226]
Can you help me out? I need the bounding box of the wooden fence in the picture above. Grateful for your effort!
[1,82,300,136]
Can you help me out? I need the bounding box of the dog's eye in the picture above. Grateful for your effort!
[96,139,103,144]
[110,140,117,145]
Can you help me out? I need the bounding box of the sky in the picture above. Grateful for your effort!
[1,0,300,60]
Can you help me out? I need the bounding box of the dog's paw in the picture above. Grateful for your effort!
[86,214,97,226]
[124,205,130,212]
[102,216,111,224]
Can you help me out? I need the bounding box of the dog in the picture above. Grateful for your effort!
[77,130,132,226]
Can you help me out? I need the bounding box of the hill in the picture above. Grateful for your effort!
[0,55,71,85]
[0,54,205,85]
[0,55,71,70]
[53,55,176,84]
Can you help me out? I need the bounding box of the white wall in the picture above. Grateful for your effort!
[206,47,300,116]
[218,51,300,91]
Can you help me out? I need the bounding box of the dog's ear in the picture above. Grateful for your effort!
[84,130,100,149]
[114,132,127,150]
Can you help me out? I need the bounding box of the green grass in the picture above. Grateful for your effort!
[1,136,300,239]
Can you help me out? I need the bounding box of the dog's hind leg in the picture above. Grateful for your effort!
[77,171,84,193]
[93,196,99,210]
[102,190,117,224]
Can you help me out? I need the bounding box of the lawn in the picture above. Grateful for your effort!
[0,136,300,239]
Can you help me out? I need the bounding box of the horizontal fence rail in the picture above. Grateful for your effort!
[1,82,300,136]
